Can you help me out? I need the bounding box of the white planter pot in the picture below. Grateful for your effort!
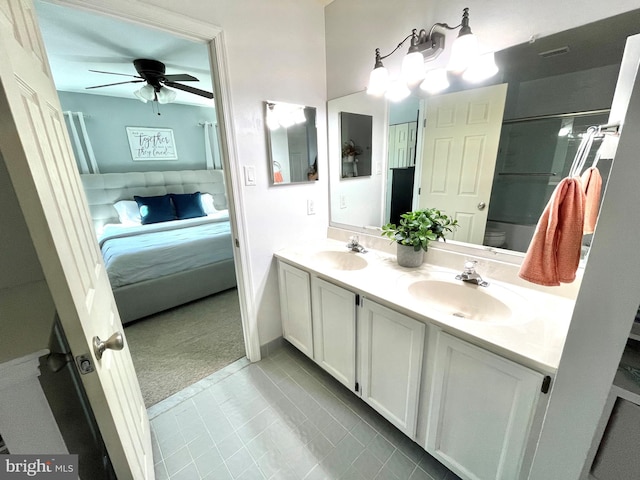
[396,243,424,268]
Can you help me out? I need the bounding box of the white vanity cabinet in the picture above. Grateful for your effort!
[359,298,425,438]
[277,260,425,436]
[310,276,357,390]
[278,261,314,358]
[426,331,546,480]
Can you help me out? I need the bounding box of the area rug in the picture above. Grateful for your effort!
[124,288,245,407]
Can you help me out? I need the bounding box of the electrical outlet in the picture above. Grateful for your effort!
[340,194,347,209]
[307,199,315,215]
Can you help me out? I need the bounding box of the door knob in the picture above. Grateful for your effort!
[93,332,124,360]
[477,202,486,210]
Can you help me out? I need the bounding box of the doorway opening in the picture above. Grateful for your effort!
[35,0,250,408]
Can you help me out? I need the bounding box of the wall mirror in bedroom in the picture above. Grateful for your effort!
[328,9,640,259]
[265,101,319,184]
[34,0,247,409]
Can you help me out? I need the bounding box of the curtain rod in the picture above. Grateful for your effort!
[502,109,611,125]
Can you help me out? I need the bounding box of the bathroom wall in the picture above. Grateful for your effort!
[58,91,219,173]
[128,0,329,346]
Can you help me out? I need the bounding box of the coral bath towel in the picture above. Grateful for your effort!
[581,166,602,234]
[519,177,585,286]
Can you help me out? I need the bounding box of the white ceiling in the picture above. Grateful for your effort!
[35,0,214,107]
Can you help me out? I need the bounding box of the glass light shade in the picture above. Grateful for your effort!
[420,68,450,94]
[385,79,410,102]
[134,84,155,103]
[401,51,425,85]
[266,106,280,130]
[367,66,389,96]
[156,86,177,104]
[277,106,295,128]
[462,52,499,83]
[293,107,306,124]
[447,33,478,73]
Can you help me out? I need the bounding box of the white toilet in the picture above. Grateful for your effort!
[483,228,506,248]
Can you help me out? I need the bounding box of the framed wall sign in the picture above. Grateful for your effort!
[126,127,178,161]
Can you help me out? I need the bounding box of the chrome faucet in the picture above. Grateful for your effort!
[346,236,367,253]
[456,260,489,287]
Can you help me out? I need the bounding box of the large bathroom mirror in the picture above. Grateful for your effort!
[266,101,318,184]
[328,9,640,256]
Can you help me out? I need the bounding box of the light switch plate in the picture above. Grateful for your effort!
[307,199,315,215]
[340,194,347,209]
[244,165,256,186]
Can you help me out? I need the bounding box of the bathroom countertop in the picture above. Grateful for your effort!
[275,238,575,374]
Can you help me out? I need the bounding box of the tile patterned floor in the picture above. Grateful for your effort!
[151,343,461,480]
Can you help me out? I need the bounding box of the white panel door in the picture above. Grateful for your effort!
[0,1,152,478]
[278,261,314,358]
[311,277,356,390]
[418,84,507,244]
[359,299,425,438]
[427,332,544,480]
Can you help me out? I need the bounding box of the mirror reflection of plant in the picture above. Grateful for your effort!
[342,139,363,157]
[381,208,459,252]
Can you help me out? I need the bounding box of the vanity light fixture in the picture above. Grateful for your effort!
[366,7,498,101]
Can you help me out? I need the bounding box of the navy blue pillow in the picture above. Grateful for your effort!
[134,194,176,224]
[171,192,206,220]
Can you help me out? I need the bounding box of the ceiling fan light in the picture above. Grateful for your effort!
[157,86,177,104]
[134,84,155,102]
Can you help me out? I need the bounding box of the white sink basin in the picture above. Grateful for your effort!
[407,279,519,323]
[313,251,368,271]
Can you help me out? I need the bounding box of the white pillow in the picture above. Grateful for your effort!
[113,200,142,225]
[201,193,219,215]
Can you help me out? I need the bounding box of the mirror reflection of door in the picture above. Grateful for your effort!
[418,83,508,244]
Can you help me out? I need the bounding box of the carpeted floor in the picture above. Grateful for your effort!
[124,288,245,407]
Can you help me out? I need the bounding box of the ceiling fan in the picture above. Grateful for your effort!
[86,58,213,103]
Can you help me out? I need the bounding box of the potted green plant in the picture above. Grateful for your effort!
[381,208,459,267]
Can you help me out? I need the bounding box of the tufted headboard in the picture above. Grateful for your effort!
[80,169,228,231]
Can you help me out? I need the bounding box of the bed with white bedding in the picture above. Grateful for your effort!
[81,170,237,323]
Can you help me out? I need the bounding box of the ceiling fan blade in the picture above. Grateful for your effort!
[89,69,143,79]
[164,81,213,99]
[86,79,145,90]
[163,73,199,82]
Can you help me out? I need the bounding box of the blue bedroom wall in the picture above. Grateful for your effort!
[58,91,219,173]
